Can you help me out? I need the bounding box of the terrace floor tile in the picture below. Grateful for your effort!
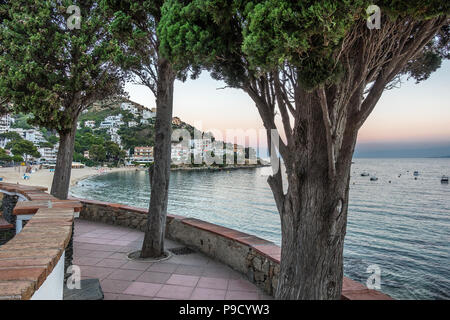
[73,219,266,300]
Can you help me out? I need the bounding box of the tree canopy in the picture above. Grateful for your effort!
[158,0,449,299]
[0,0,126,133]
[159,0,449,89]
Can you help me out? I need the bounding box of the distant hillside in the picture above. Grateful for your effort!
[79,98,204,153]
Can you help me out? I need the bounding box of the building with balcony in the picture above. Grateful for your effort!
[133,146,154,163]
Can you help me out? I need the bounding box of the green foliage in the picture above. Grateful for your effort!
[118,124,155,152]
[159,0,449,89]
[12,155,24,163]
[89,144,107,162]
[0,131,22,141]
[38,141,54,148]
[47,134,59,145]
[8,139,40,159]
[11,114,33,129]
[0,147,12,162]
[0,1,125,134]
[79,106,122,125]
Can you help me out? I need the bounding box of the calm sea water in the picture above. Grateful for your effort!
[70,158,450,300]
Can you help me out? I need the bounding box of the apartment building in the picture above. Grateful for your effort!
[133,146,154,163]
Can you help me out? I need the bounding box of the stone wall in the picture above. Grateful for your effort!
[75,198,392,299]
[0,182,77,300]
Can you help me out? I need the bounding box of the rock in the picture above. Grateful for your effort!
[63,278,104,300]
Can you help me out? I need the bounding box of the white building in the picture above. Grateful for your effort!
[128,121,138,127]
[100,115,124,129]
[111,133,122,146]
[24,129,46,145]
[84,120,96,128]
[171,143,190,163]
[120,102,138,115]
[0,114,14,134]
[140,119,149,125]
[38,145,58,164]
[142,109,156,120]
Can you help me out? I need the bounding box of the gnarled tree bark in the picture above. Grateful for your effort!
[243,17,447,299]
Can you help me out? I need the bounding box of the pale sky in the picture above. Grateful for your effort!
[125,61,450,157]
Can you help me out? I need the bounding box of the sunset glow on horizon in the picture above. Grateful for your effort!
[125,61,450,155]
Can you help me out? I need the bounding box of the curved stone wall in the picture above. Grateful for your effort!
[0,183,79,300]
[74,198,392,300]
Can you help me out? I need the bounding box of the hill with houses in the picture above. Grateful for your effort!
[0,98,259,167]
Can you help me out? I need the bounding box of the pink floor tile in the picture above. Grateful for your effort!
[79,266,115,280]
[108,269,145,281]
[85,250,113,258]
[148,262,179,273]
[174,264,204,276]
[191,288,227,300]
[225,290,260,300]
[156,284,194,299]
[100,279,133,294]
[166,274,199,287]
[197,277,229,290]
[73,256,103,266]
[202,267,231,279]
[120,260,152,271]
[114,294,153,300]
[228,279,259,292]
[107,253,128,260]
[123,282,163,297]
[96,258,127,268]
[136,271,171,284]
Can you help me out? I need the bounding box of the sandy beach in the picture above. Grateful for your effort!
[0,165,136,192]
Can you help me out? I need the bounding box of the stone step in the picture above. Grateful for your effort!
[63,278,104,300]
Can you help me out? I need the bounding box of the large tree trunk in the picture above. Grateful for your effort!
[50,123,77,200]
[140,58,175,258]
[273,93,358,300]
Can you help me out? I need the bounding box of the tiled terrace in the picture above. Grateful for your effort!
[74,219,270,300]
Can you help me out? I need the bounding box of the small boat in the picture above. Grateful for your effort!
[370,176,378,181]
[361,172,370,177]
[414,171,419,176]
[441,175,449,183]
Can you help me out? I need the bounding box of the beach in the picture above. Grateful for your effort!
[0,165,137,191]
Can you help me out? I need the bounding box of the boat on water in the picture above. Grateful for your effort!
[361,172,370,177]
[370,176,378,181]
[441,175,449,183]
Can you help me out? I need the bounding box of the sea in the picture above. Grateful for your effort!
[70,158,450,300]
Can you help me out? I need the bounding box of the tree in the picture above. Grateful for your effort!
[0,148,12,163]
[0,132,22,142]
[0,1,125,200]
[12,155,23,163]
[7,139,40,162]
[105,140,125,164]
[89,144,107,163]
[159,0,449,299]
[102,0,183,258]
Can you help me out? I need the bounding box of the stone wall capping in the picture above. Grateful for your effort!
[0,182,77,300]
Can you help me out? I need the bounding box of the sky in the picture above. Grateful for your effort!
[125,61,450,158]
